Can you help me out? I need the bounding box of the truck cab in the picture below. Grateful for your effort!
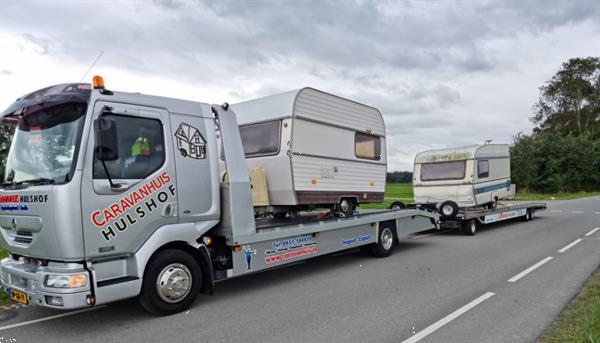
[0,78,234,313]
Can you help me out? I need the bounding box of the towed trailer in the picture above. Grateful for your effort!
[390,201,546,236]
[434,202,546,236]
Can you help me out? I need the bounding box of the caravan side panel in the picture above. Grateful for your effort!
[291,119,385,204]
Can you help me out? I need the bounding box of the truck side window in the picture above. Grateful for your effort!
[93,114,165,180]
[478,160,489,178]
[239,121,281,157]
[355,132,381,160]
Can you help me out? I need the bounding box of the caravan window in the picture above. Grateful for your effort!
[240,121,281,157]
[420,161,466,181]
[477,160,489,178]
[355,132,381,160]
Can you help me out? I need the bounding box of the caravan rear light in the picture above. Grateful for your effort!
[202,236,213,246]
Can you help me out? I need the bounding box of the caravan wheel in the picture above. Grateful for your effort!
[439,201,459,218]
[336,198,356,217]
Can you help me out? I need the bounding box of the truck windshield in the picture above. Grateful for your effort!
[420,161,466,181]
[4,102,87,184]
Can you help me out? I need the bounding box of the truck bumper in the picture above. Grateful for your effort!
[0,257,93,310]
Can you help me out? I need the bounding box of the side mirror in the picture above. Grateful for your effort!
[93,117,119,161]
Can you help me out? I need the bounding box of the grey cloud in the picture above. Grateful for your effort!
[21,33,52,55]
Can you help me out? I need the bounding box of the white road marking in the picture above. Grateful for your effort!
[0,305,106,332]
[401,292,495,343]
[585,228,600,237]
[571,211,585,214]
[550,210,563,213]
[413,230,451,239]
[508,257,554,283]
[558,239,583,253]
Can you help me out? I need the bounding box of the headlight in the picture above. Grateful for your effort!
[44,274,87,288]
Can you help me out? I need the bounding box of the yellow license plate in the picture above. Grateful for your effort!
[10,289,28,305]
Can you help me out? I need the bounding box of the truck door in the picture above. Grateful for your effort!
[81,101,178,258]
[170,108,220,222]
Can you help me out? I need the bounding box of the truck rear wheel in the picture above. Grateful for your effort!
[369,224,395,258]
[139,249,202,315]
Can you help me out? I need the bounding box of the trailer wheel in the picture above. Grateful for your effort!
[369,225,395,258]
[139,249,202,315]
[522,209,531,222]
[528,209,535,221]
[463,219,477,236]
[439,201,459,218]
[390,201,406,210]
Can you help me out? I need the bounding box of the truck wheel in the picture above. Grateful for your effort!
[522,209,531,222]
[390,201,406,210]
[463,219,477,236]
[439,201,459,218]
[139,249,202,315]
[369,225,395,258]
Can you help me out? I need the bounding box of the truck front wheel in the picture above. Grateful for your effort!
[139,249,202,315]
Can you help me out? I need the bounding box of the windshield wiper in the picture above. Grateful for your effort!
[15,178,55,186]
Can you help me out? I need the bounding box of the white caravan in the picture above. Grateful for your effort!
[413,144,515,218]
[230,88,387,216]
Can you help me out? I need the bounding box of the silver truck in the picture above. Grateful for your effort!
[0,78,438,315]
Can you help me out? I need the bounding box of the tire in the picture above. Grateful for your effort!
[439,201,459,218]
[462,219,477,236]
[139,249,202,316]
[522,209,531,222]
[390,201,406,210]
[369,224,395,258]
[528,209,535,221]
[336,198,356,217]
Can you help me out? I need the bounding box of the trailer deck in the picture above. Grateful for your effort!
[439,201,547,235]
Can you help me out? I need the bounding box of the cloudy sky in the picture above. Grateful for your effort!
[0,0,599,171]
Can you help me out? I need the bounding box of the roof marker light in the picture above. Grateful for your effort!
[92,75,105,89]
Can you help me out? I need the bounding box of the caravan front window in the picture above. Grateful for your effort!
[239,121,281,157]
[420,161,466,181]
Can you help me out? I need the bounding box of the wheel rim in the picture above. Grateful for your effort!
[392,204,401,210]
[381,228,394,251]
[340,199,350,213]
[442,205,454,216]
[156,263,192,304]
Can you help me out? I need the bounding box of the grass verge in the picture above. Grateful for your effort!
[539,269,600,342]
[359,183,414,210]
[514,191,600,201]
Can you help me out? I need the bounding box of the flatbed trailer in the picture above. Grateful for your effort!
[213,208,440,280]
[437,202,547,235]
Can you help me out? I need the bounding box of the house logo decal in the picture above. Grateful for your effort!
[175,122,206,159]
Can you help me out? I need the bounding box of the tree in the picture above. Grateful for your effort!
[532,57,600,136]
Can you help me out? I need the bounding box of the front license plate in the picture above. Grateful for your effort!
[10,289,28,305]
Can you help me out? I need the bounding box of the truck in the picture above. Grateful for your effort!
[0,77,439,315]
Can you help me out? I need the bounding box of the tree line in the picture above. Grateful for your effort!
[511,57,600,193]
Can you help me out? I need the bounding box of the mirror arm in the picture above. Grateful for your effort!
[100,158,120,189]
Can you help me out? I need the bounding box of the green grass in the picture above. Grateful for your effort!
[514,191,600,201]
[539,269,600,342]
[359,183,600,209]
[360,183,414,209]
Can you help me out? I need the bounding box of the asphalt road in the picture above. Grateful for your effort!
[0,197,598,343]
